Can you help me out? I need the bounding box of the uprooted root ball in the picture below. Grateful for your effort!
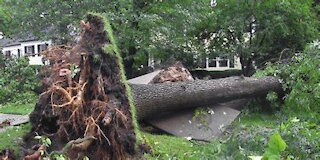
[24,14,139,160]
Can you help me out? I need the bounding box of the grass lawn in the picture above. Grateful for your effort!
[143,133,222,159]
[0,105,316,159]
[0,103,35,115]
[0,123,31,154]
[143,109,281,160]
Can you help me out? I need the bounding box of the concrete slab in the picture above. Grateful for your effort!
[127,70,162,84]
[0,113,29,133]
[0,114,29,126]
[147,104,241,141]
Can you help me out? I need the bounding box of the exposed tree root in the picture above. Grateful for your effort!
[0,149,15,160]
[23,14,140,160]
[24,145,46,160]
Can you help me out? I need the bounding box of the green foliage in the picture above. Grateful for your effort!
[49,154,68,160]
[266,92,278,103]
[203,0,319,74]
[35,135,52,147]
[0,54,39,104]
[214,107,320,159]
[192,107,209,125]
[253,41,320,159]
[262,132,286,160]
[4,0,109,41]
[70,64,80,78]
[280,117,320,159]
[255,41,320,114]
[220,125,275,159]
[5,0,319,75]
[0,0,12,34]
[0,1,215,73]
[34,135,70,160]
[266,92,281,110]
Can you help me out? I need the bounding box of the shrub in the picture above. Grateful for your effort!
[255,41,320,115]
[0,54,39,104]
[252,41,320,159]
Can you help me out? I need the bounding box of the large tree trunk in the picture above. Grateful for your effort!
[131,76,281,120]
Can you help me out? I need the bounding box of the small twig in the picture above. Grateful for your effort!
[95,123,111,146]
[84,117,111,146]
[279,48,290,61]
[115,108,128,122]
[50,91,55,115]
[67,106,80,122]
[95,111,106,122]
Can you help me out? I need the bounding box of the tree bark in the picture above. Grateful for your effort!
[131,76,281,120]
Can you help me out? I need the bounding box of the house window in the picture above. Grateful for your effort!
[201,57,206,68]
[17,49,21,58]
[25,45,35,56]
[218,56,228,67]
[229,56,235,68]
[38,43,48,55]
[4,51,11,58]
[219,59,228,67]
[208,58,217,67]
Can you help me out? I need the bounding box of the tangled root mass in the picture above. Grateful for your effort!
[24,14,137,160]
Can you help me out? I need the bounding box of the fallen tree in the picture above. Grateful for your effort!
[131,76,282,120]
[18,13,282,160]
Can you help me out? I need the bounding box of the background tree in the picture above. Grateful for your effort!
[0,0,10,36]
[0,0,22,36]
[199,0,320,75]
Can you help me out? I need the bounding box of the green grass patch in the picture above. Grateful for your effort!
[0,103,35,115]
[143,133,223,160]
[142,110,283,160]
[0,123,30,154]
[235,112,280,128]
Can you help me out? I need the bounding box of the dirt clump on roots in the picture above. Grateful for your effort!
[150,61,194,84]
[23,14,139,160]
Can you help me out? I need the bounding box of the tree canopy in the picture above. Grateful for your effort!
[196,0,320,75]
[2,0,320,76]
[0,0,9,35]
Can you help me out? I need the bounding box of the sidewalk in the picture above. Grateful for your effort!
[0,113,29,133]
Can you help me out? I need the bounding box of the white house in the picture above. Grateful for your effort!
[0,36,52,65]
